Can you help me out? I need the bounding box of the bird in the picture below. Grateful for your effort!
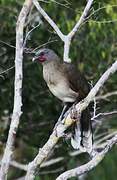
[32,48,93,153]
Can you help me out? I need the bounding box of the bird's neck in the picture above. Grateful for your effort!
[42,60,62,84]
[43,60,61,72]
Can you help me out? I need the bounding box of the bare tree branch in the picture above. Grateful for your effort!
[32,39,58,52]
[0,131,116,176]
[56,135,117,180]
[92,111,117,120]
[33,0,94,62]
[68,0,94,38]
[0,39,16,49]
[10,161,28,171]
[33,0,65,40]
[16,177,25,180]
[25,61,117,180]
[87,4,117,21]
[0,129,115,173]
[78,61,117,112]
[95,131,117,146]
[9,157,64,171]
[23,23,41,48]
[0,0,33,179]
[0,66,15,76]
[96,91,117,101]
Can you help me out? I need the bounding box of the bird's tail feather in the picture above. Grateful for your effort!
[71,108,93,154]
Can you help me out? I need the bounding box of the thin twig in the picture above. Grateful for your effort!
[92,110,117,120]
[23,23,41,48]
[86,4,117,21]
[95,131,117,145]
[96,91,117,101]
[32,39,58,52]
[0,40,16,49]
[90,19,117,24]
[68,0,94,39]
[0,66,15,75]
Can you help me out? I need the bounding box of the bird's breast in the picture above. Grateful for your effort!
[48,81,78,102]
[43,63,78,102]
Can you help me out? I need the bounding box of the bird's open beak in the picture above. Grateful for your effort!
[32,56,38,62]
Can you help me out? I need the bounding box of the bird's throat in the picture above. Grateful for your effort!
[43,60,61,85]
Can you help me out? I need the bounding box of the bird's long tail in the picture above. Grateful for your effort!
[71,108,93,154]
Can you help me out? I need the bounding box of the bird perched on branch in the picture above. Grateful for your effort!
[33,48,93,153]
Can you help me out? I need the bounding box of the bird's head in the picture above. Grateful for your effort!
[32,48,59,64]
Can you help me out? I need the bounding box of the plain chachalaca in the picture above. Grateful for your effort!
[33,48,93,153]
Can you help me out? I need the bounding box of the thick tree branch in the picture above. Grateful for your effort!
[0,131,115,173]
[33,0,94,62]
[56,135,117,180]
[25,61,117,179]
[76,61,117,112]
[0,0,33,179]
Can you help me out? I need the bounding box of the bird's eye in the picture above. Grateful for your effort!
[40,52,44,56]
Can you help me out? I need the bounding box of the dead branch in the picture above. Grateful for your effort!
[0,0,33,179]
[96,91,117,101]
[92,110,117,120]
[78,61,117,111]
[10,161,27,171]
[0,131,116,176]
[33,0,94,62]
[56,135,117,180]
[0,66,15,76]
[23,23,41,48]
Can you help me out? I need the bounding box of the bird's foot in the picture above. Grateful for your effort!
[54,122,65,137]
[70,104,81,122]
[63,132,72,140]
[70,104,77,120]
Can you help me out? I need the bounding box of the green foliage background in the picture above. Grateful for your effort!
[0,0,117,179]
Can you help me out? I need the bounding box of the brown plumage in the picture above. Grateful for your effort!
[33,48,93,153]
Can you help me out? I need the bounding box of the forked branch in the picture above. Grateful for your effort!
[33,0,94,62]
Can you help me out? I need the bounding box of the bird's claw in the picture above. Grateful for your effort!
[70,104,78,120]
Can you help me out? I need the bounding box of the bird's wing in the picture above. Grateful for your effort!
[62,62,93,153]
[63,62,90,100]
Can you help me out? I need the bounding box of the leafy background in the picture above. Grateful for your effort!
[0,0,117,179]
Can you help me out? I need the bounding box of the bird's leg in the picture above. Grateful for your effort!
[57,104,69,124]
[56,104,68,126]
[54,103,71,137]
[54,103,70,132]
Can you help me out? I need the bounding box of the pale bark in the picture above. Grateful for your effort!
[0,0,33,179]
[33,0,94,62]
[56,135,117,180]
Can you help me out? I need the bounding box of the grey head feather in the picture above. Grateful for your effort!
[35,48,60,62]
